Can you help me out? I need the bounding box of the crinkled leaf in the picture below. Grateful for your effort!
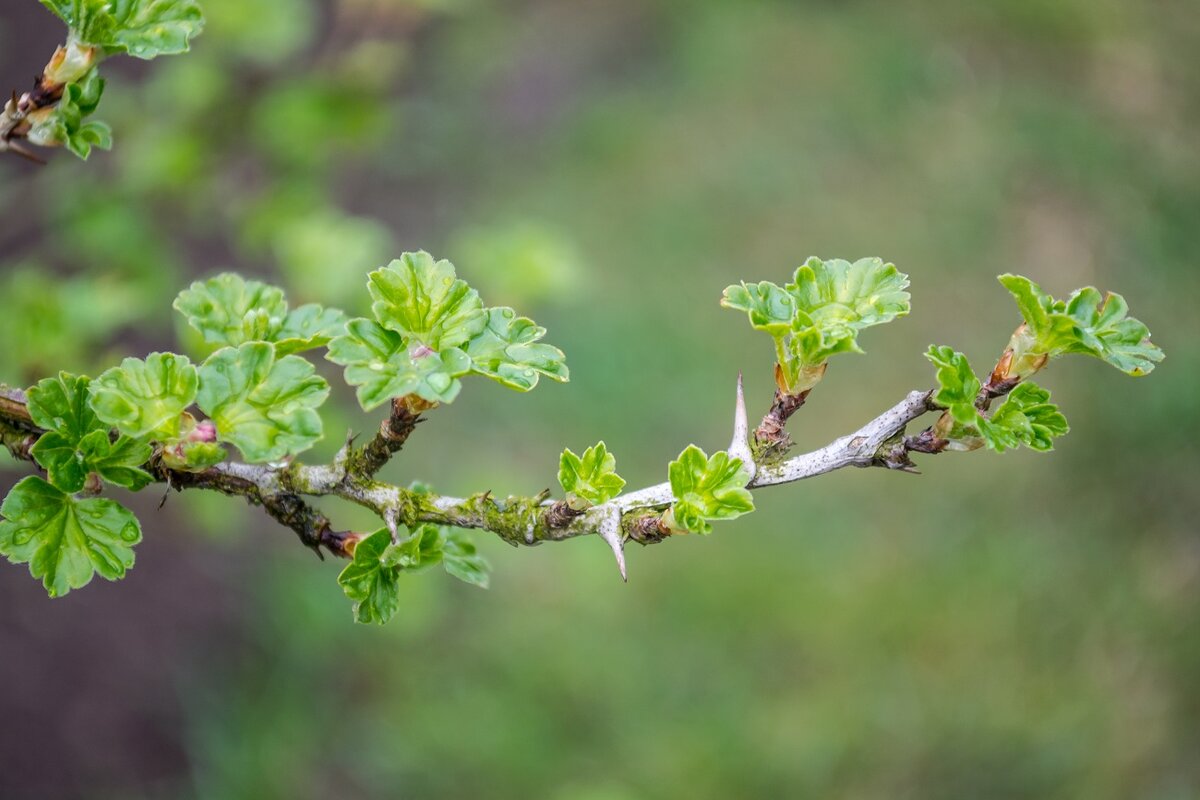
[367,252,486,349]
[327,319,471,410]
[90,352,197,440]
[26,371,100,440]
[27,373,151,492]
[337,529,400,625]
[382,525,445,572]
[998,275,1163,376]
[924,345,981,425]
[466,307,568,391]
[666,445,754,535]
[41,0,205,59]
[174,273,288,348]
[723,257,910,393]
[786,256,911,361]
[274,304,347,356]
[442,529,490,589]
[173,273,345,356]
[0,476,141,598]
[978,383,1069,453]
[24,68,112,160]
[558,441,625,508]
[720,280,796,337]
[33,429,152,492]
[196,343,329,463]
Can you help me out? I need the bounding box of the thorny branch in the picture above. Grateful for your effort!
[0,376,954,579]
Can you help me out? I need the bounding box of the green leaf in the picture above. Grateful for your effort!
[337,529,400,625]
[665,445,754,535]
[367,252,486,349]
[0,476,142,598]
[998,275,1163,377]
[924,345,981,426]
[173,273,346,355]
[24,68,112,160]
[40,0,205,59]
[723,257,910,393]
[442,529,490,589]
[33,430,153,492]
[558,441,626,509]
[382,525,445,572]
[720,280,796,337]
[196,343,329,463]
[466,307,568,391]
[26,371,100,441]
[274,304,348,356]
[27,372,152,492]
[786,256,911,360]
[89,352,198,440]
[978,383,1069,453]
[326,319,472,410]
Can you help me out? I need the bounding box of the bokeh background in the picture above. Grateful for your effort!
[1,0,1198,797]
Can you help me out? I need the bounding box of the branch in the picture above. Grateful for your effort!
[1,379,942,577]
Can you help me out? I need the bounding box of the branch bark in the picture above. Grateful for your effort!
[1,380,941,576]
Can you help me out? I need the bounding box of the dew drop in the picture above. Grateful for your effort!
[120,523,140,543]
[13,529,33,546]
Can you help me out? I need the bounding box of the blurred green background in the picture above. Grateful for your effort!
[1,0,1198,797]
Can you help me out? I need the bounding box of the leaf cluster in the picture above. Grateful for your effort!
[328,251,568,410]
[722,257,910,393]
[664,445,755,535]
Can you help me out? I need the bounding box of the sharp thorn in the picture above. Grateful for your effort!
[598,509,628,582]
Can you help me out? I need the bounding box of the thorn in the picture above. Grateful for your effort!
[597,512,628,582]
[727,373,755,480]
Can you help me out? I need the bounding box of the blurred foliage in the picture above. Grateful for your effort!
[2,0,1199,798]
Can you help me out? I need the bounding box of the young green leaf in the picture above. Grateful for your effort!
[90,352,198,440]
[0,476,142,598]
[442,529,490,589]
[24,68,112,159]
[665,445,754,535]
[786,256,911,359]
[367,252,486,349]
[40,0,205,59]
[723,257,910,393]
[337,529,401,625]
[174,273,346,355]
[720,280,796,337]
[196,343,329,463]
[326,319,472,410]
[924,345,981,425]
[998,275,1163,377]
[466,307,568,391]
[978,383,1069,453]
[382,525,445,572]
[558,441,626,509]
[27,373,152,492]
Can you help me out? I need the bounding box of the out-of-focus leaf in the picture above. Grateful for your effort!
[174,273,345,355]
[442,529,490,589]
[0,476,141,597]
[40,0,205,59]
[337,528,400,625]
[196,342,329,463]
